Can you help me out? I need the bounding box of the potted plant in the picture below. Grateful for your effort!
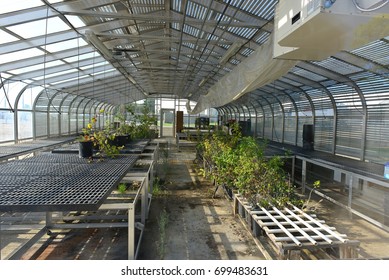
[93,123,124,159]
[78,116,97,158]
[113,106,130,145]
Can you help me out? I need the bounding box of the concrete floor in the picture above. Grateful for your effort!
[1,138,389,260]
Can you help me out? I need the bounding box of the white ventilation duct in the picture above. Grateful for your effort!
[191,34,296,114]
[273,0,389,60]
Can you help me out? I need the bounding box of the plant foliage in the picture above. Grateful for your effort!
[198,125,303,209]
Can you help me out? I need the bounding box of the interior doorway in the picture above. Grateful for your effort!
[160,109,175,137]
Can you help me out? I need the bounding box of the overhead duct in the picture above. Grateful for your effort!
[273,0,389,60]
[191,34,296,114]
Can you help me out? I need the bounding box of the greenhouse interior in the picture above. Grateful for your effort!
[1,0,389,261]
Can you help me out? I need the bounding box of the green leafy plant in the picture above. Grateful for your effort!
[79,112,101,142]
[198,124,305,210]
[152,177,168,197]
[302,180,321,211]
[93,122,124,159]
[124,103,158,139]
[118,182,127,194]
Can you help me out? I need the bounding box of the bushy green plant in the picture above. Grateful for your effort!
[198,125,304,209]
[122,104,158,139]
[93,123,124,158]
[118,183,127,194]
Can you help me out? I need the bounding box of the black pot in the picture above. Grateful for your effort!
[79,141,93,158]
[115,135,128,146]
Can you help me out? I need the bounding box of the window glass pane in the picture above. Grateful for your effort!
[0,80,26,109]
[35,112,48,137]
[18,111,32,139]
[61,113,69,134]
[0,110,14,142]
[50,112,59,136]
[18,86,42,109]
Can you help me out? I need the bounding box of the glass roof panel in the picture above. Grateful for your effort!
[64,52,101,63]
[292,67,327,82]
[0,48,44,64]
[313,57,363,76]
[172,0,182,11]
[0,0,43,14]
[45,38,88,53]
[0,30,18,44]
[351,39,389,66]
[47,0,64,4]
[8,60,65,75]
[6,17,70,39]
[35,68,78,80]
[80,61,111,70]
[65,15,86,28]
[0,73,11,79]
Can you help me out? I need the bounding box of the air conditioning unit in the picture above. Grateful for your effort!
[273,0,389,60]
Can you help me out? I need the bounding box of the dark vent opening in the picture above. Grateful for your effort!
[292,12,301,25]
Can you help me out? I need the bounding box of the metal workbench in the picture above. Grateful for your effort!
[0,153,138,212]
[0,137,76,161]
[0,152,144,259]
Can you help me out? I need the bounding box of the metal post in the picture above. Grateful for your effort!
[142,177,148,224]
[348,174,353,209]
[291,156,295,186]
[0,214,2,260]
[128,204,135,260]
[45,212,53,229]
[302,160,307,194]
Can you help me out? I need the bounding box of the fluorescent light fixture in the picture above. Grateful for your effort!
[127,75,136,84]
[219,41,243,65]
[84,30,113,59]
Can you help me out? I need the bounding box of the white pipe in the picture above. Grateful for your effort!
[260,207,302,247]
[272,207,318,246]
[267,226,337,234]
[274,234,347,243]
[292,205,347,243]
[284,207,333,244]
[352,0,389,12]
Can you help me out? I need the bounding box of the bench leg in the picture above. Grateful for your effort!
[339,245,358,259]
[287,250,301,260]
